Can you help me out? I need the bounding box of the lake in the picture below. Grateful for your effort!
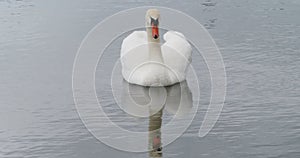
[0,0,299,157]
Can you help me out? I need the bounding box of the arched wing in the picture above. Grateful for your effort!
[162,31,192,79]
[120,31,148,70]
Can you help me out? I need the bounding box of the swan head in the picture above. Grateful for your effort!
[145,9,160,40]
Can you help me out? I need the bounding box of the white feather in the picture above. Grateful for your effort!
[120,31,192,86]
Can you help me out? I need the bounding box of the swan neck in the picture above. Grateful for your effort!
[146,27,163,62]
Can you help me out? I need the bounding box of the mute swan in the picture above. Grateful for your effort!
[121,9,192,86]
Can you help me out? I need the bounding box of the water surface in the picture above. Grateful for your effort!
[0,0,300,157]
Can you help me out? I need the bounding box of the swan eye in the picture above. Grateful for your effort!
[150,17,159,26]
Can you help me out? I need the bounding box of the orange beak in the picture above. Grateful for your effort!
[152,25,159,39]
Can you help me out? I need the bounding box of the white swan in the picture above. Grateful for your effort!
[121,9,192,86]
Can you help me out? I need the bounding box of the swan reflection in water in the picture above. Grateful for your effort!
[120,81,193,157]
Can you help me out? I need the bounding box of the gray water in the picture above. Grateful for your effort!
[1,0,300,157]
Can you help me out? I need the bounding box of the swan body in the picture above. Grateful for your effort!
[120,9,192,86]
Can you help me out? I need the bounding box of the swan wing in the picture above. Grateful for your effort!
[120,31,149,81]
[162,31,192,81]
[120,31,148,69]
[121,31,148,58]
